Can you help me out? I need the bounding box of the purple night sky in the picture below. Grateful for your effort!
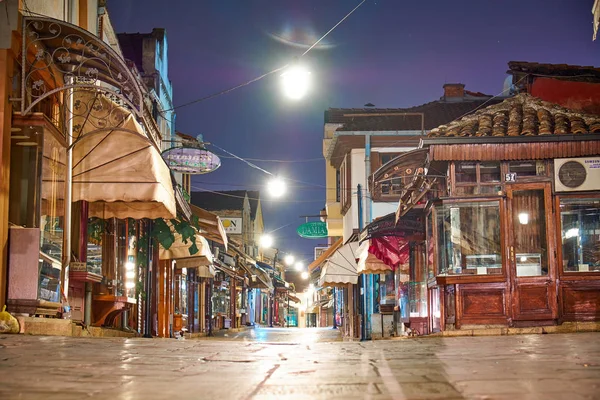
[108,0,599,264]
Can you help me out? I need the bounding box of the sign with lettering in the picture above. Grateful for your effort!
[161,146,221,174]
[297,221,328,239]
[505,172,517,182]
[221,217,242,234]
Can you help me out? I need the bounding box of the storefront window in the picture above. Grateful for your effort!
[409,243,428,318]
[87,218,104,275]
[426,211,435,279]
[436,201,502,276]
[454,162,501,196]
[560,198,600,273]
[380,271,396,305]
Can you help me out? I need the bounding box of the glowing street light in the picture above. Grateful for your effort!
[281,66,311,100]
[301,271,309,280]
[284,254,295,266]
[259,234,274,248]
[267,176,286,198]
[294,261,304,271]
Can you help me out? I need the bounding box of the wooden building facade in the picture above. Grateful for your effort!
[391,94,600,331]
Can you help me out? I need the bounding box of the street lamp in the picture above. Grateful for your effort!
[267,176,286,198]
[294,261,304,272]
[281,65,311,100]
[284,254,295,266]
[301,271,309,280]
[259,234,274,248]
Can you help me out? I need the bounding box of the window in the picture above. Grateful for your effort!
[560,198,600,273]
[436,201,502,276]
[339,155,352,214]
[508,160,548,178]
[426,211,435,279]
[453,162,501,196]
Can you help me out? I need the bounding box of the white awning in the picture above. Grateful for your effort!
[159,226,213,266]
[319,242,359,287]
[72,90,176,219]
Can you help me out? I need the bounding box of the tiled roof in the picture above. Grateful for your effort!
[190,190,247,212]
[326,97,504,131]
[508,61,600,82]
[428,94,600,138]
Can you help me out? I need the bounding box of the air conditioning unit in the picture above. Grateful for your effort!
[555,157,600,192]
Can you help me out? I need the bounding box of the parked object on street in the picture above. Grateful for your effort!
[0,305,19,333]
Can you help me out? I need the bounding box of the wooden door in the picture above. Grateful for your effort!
[506,182,558,322]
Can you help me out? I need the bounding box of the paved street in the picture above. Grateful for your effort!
[1,330,599,400]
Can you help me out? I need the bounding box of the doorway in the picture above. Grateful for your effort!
[506,182,558,322]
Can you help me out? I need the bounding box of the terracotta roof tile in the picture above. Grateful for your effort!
[428,94,600,138]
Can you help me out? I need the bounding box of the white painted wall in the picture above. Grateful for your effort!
[342,145,418,242]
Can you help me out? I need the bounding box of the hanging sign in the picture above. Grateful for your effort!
[161,146,221,174]
[296,221,328,239]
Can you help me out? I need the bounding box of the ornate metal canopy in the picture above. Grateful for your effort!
[21,16,144,119]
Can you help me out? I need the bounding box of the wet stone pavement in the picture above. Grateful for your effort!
[1,328,599,400]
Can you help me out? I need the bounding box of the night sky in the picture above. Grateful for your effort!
[108,0,599,266]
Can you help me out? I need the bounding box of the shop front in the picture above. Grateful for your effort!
[5,16,178,332]
[400,94,600,332]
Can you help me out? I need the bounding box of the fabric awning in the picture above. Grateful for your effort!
[159,224,213,266]
[308,237,343,272]
[196,265,216,278]
[319,242,359,287]
[357,240,392,275]
[190,204,228,249]
[249,265,273,290]
[72,89,176,219]
[288,294,301,304]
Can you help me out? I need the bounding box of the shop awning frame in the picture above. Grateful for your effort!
[308,237,343,272]
[319,242,360,287]
[21,16,144,118]
[158,223,213,266]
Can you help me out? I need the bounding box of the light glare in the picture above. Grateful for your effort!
[260,234,274,248]
[284,255,295,266]
[301,271,309,280]
[294,261,304,271]
[281,66,311,100]
[267,177,286,198]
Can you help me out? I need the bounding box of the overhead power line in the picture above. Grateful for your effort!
[164,0,368,112]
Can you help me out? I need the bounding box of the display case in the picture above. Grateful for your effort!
[516,253,542,277]
[465,254,502,275]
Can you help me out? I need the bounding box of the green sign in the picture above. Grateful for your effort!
[296,221,328,239]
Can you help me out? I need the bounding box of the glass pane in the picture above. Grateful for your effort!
[87,218,104,275]
[9,127,42,228]
[380,271,396,305]
[454,186,476,196]
[455,162,477,183]
[560,198,600,273]
[480,162,501,182]
[509,161,547,177]
[437,202,502,276]
[512,189,548,276]
[40,132,66,263]
[426,212,435,279]
[479,185,502,195]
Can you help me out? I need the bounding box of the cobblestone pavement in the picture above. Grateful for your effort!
[1,330,599,400]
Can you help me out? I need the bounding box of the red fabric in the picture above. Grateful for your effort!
[368,236,409,269]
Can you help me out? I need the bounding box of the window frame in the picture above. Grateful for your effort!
[556,194,600,278]
[340,154,352,215]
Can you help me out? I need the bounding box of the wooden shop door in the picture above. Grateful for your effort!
[506,182,558,322]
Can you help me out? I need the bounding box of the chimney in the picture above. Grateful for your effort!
[443,83,465,101]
